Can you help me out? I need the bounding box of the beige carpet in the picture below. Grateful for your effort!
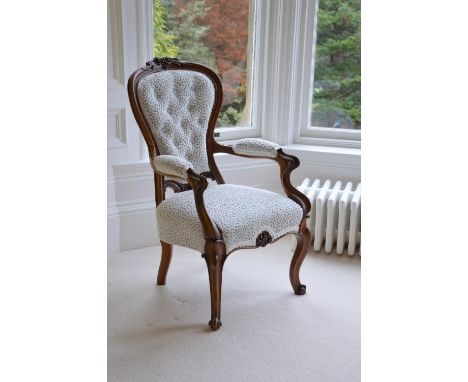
[108,239,360,382]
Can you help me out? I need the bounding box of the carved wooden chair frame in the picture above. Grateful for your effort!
[128,57,311,331]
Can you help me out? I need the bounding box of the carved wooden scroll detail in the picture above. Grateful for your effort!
[164,180,192,193]
[256,231,273,247]
[144,57,181,71]
[163,171,215,193]
[200,170,216,181]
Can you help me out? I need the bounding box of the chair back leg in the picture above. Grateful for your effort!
[157,241,173,285]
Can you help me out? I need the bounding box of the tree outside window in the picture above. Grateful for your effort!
[311,0,361,130]
[153,0,252,128]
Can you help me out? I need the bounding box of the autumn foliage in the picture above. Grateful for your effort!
[154,0,251,126]
[200,0,250,105]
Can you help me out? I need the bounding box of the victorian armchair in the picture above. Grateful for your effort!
[128,57,311,331]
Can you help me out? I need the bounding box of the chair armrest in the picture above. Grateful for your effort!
[152,156,221,243]
[153,155,221,242]
[212,142,311,218]
[232,138,280,158]
[153,155,193,180]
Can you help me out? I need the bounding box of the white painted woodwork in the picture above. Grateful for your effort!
[107,0,152,166]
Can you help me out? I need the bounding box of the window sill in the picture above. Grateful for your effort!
[215,141,360,157]
[108,143,360,182]
[283,143,360,156]
[215,125,260,141]
[212,143,360,174]
[282,144,361,170]
[294,135,361,149]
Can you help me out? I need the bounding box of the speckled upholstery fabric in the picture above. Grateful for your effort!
[233,138,280,158]
[153,155,193,180]
[156,184,303,254]
[138,70,214,174]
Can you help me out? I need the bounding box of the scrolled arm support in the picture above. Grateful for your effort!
[275,149,311,218]
[186,169,221,243]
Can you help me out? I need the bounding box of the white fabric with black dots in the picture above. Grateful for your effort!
[138,70,214,174]
[153,155,193,180]
[156,184,303,254]
[233,138,280,158]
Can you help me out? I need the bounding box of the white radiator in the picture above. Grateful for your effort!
[297,178,361,255]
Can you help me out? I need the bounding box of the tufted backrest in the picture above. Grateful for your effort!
[137,70,215,174]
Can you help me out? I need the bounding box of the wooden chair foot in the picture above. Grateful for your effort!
[290,221,311,295]
[157,241,172,285]
[208,318,222,331]
[294,284,307,295]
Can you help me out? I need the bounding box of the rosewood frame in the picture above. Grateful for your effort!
[128,57,311,331]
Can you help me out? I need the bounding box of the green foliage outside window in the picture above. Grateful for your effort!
[153,0,244,127]
[166,0,216,71]
[312,0,361,129]
[153,0,179,57]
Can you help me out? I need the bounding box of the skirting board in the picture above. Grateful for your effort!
[108,147,360,253]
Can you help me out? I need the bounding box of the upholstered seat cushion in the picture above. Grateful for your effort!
[156,184,303,254]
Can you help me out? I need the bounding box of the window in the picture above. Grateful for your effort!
[311,0,361,131]
[153,0,256,130]
[149,0,360,148]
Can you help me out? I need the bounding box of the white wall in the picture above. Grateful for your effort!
[107,0,361,253]
[107,0,153,253]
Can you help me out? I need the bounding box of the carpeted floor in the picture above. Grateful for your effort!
[108,239,360,382]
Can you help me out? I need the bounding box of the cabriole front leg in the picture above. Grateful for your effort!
[202,240,226,331]
[290,220,311,295]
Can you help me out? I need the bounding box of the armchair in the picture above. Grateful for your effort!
[128,57,311,330]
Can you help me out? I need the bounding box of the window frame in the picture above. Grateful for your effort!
[296,0,361,149]
[150,0,262,141]
[215,0,261,141]
[147,0,360,149]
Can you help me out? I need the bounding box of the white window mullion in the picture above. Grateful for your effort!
[258,0,282,143]
[215,0,262,141]
[258,0,300,146]
[258,0,323,147]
